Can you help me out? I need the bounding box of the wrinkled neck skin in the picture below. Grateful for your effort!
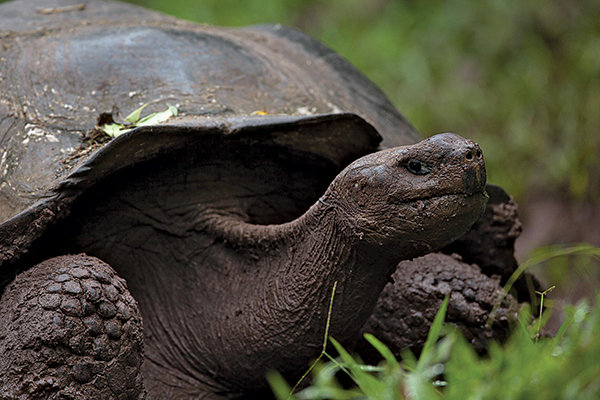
[211,195,404,334]
[198,189,434,394]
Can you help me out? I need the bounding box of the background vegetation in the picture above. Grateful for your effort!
[123,0,600,204]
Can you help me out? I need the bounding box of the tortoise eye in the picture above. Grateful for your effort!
[406,159,430,175]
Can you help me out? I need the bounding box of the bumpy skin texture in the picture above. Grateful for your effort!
[0,254,144,399]
[0,132,486,399]
[360,253,518,360]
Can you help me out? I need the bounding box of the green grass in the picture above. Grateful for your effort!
[491,243,600,322]
[268,294,600,400]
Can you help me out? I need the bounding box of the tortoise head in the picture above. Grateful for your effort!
[325,132,487,257]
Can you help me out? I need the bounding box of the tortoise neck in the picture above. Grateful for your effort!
[207,192,400,340]
[205,190,401,281]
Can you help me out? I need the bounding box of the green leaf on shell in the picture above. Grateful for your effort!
[124,103,148,123]
[100,104,178,138]
[102,123,132,138]
[136,104,178,126]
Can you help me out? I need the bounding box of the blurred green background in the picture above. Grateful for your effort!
[121,0,600,206]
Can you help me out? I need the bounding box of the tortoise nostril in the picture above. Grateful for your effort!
[464,147,482,161]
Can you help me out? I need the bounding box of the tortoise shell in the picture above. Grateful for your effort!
[0,0,419,270]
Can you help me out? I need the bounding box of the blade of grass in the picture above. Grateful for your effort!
[267,371,297,400]
[329,337,387,398]
[102,123,130,138]
[364,333,400,369]
[554,306,576,344]
[136,104,178,126]
[403,297,448,400]
[417,296,449,370]
[100,104,178,138]
[535,286,555,340]
[289,281,338,397]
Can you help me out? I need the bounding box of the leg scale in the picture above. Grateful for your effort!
[0,254,144,399]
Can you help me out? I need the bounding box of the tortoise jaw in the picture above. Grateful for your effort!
[402,190,488,251]
[399,186,487,205]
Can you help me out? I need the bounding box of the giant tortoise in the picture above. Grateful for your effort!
[0,0,521,398]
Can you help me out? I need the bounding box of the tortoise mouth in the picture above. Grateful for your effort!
[384,190,488,255]
[399,191,488,225]
[408,190,488,229]
[402,188,486,205]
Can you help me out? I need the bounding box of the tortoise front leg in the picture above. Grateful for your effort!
[0,254,144,399]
